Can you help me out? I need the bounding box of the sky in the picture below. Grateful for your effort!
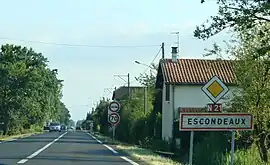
[0,0,231,122]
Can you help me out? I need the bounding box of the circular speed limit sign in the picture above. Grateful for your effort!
[109,101,120,112]
[108,113,120,125]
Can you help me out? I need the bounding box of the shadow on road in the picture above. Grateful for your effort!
[49,149,127,156]
[10,139,99,144]
[0,156,145,163]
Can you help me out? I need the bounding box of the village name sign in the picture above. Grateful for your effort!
[181,113,253,130]
[179,75,253,165]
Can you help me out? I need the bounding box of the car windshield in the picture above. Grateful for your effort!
[50,123,60,126]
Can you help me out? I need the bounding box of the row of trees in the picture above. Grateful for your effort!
[87,71,162,147]
[87,1,270,164]
[0,44,71,135]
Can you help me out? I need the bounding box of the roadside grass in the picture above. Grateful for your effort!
[92,132,270,165]
[221,145,270,165]
[0,127,45,141]
[92,132,184,165]
[0,132,41,140]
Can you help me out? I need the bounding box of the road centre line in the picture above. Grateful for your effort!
[17,132,67,164]
[88,133,139,165]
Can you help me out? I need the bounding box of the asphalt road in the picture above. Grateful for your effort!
[0,131,139,165]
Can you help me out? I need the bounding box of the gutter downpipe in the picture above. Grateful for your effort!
[172,84,176,150]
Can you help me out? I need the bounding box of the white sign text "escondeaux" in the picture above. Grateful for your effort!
[180,114,253,130]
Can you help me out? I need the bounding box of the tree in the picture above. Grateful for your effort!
[68,119,75,127]
[135,63,158,88]
[58,102,71,125]
[227,23,270,163]
[0,44,68,135]
[195,0,270,40]
[194,1,270,163]
[89,65,158,146]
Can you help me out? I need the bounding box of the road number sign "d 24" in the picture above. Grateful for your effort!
[108,113,120,125]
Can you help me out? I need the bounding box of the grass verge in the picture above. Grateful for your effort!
[0,131,44,141]
[92,132,184,165]
[221,144,270,165]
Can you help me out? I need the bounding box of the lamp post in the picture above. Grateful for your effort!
[134,61,156,114]
[135,61,156,70]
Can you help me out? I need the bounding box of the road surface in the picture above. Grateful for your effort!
[0,131,140,165]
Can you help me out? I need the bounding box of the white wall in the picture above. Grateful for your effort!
[173,85,238,119]
[161,84,238,140]
[161,84,173,140]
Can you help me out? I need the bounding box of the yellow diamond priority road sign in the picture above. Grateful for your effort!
[202,75,229,103]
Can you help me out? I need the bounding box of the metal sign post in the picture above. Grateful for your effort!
[230,130,235,165]
[112,125,116,142]
[189,131,194,165]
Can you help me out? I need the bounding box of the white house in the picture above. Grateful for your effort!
[155,48,237,141]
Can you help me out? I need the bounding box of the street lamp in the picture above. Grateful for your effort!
[134,61,156,70]
[134,60,158,115]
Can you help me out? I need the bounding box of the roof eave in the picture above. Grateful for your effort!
[165,82,238,86]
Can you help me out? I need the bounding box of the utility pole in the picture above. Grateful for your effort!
[113,73,131,98]
[161,42,165,59]
[144,87,148,114]
[128,73,130,98]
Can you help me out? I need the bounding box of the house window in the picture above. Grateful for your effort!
[165,84,170,101]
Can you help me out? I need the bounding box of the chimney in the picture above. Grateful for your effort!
[171,46,178,62]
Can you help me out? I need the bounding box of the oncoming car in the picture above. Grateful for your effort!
[49,122,61,132]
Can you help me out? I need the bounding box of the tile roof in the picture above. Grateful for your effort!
[178,107,207,113]
[160,58,236,85]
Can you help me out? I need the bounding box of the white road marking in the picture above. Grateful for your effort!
[17,132,67,164]
[17,159,28,164]
[88,133,139,165]
[0,138,18,144]
[103,144,118,154]
[6,139,17,142]
[120,156,140,165]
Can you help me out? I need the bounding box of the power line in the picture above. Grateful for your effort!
[142,47,161,74]
[0,36,160,48]
[124,46,162,85]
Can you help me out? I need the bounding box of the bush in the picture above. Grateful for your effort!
[151,139,172,152]
[221,144,265,165]
[193,132,230,165]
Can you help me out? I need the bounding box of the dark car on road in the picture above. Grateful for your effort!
[76,126,82,131]
[61,125,67,131]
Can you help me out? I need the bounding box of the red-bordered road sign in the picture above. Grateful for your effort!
[207,103,222,112]
[179,113,253,131]
[108,112,120,125]
[109,101,121,112]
